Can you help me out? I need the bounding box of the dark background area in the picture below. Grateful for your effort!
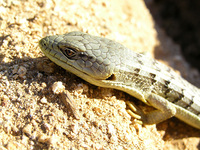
[145,0,200,71]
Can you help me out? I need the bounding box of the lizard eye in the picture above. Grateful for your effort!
[62,47,77,59]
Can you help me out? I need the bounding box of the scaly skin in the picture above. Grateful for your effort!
[39,31,200,129]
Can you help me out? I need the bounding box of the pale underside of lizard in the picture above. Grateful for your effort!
[39,31,200,129]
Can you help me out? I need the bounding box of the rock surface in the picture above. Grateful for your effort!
[0,0,199,149]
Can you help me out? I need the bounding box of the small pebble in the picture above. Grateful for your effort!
[23,124,33,136]
[40,97,48,104]
[52,81,65,94]
[17,66,27,78]
[12,65,19,74]
[38,133,50,143]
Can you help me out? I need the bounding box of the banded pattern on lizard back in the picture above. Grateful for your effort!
[39,31,200,129]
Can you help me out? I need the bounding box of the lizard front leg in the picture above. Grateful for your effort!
[127,93,176,124]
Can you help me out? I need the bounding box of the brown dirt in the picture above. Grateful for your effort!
[0,0,199,149]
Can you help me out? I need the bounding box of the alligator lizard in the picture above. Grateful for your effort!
[39,31,200,129]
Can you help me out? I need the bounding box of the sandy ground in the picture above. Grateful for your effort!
[0,0,200,149]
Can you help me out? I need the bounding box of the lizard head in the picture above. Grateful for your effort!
[39,31,118,82]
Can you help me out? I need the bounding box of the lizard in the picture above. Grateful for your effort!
[39,31,200,129]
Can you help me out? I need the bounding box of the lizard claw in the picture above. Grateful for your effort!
[126,101,145,124]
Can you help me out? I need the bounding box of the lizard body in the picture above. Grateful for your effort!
[39,31,200,129]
